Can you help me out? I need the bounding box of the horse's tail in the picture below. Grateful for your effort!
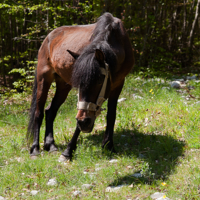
[27,68,37,145]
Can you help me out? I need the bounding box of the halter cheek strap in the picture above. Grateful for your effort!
[77,62,110,117]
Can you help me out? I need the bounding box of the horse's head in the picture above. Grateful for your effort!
[68,49,111,133]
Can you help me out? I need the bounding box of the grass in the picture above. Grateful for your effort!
[0,74,200,199]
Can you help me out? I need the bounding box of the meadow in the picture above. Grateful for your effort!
[0,74,200,199]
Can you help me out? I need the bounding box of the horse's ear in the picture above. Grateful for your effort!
[95,49,105,63]
[67,50,80,59]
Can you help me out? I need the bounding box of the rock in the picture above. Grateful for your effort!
[132,94,143,99]
[0,196,5,200]
[118,98,126,102]
[47,178,57,186]
[170,81,181,89]
[171,81,187,89]
[109,159,118,163]
[105,185,125,192]
[81,184,93,190]
[72,190,81,197]
[186,75,197,80]
[131,173,142,178]
[173,78,184,82]
[95,167,102,171]
[30,190,39,195]
[150,192,171,200]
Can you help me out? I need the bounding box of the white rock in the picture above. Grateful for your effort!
[82,184,93,190]
[95,167,102,171]
[72,190,81,197]
[150,192,171,200]
[105,185,125,192]
[133,94,143,99]
[171,81,186,89]
[170,81,181,89]
[186,75,197,80]
[30,190,39,195]
[173,78,184,82]
[131,173,142,178]
[109,159,118,163]
[0,196,5,200]
[47,178,57,186]
[118,98,126,102]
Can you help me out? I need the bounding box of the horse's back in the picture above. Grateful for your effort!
[37,24,96,84]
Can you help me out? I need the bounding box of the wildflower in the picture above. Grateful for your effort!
[161,182,166,186]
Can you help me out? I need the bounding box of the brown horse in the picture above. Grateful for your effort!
[27,12,134,161]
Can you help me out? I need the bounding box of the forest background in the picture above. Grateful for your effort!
[0,0,200,94]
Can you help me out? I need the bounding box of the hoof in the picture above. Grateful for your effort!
[49,144,58,153]
[58,155,70,163]
[44,143,58,152]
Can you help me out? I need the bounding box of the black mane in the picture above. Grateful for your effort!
[71,13,120,89]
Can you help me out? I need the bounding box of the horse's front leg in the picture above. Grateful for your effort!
[102,81,124,152]
[59,126,81,161]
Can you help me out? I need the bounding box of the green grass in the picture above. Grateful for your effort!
[0,74,200,199]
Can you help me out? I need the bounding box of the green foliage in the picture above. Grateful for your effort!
[0,0,200,94]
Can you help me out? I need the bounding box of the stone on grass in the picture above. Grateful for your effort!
[131,173,142,178]
[72,190,81,197]
[132,94,143,99]
[170,81,181,89]
[0,196,5,200]
[171,81,186,89]
[109,159,118,163]
[47,178,57,186]
[150,192,171,200]
[118,98,126,102]
[105,185,125,192]
[82,184,93,190]
[186,75,197,80]
[95,167,102,171]
[30,190,39,196]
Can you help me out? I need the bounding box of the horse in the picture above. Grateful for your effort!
[27,12,134,161]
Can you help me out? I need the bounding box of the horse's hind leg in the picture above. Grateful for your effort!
[30,68,54,156]
[44,74,72,152]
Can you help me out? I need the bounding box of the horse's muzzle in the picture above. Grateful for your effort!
[76,117,94,133]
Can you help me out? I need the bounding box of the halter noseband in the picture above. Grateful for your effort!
[77,62,110,117]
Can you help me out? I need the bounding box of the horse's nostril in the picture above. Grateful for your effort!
[77,118,91,128]
[84,118,91,125]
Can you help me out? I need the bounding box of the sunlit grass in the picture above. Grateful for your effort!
[0,74,200,199]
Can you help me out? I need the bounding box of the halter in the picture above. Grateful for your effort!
[77,62,110,117]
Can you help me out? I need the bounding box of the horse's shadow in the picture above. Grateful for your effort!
[82,126,185,186]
